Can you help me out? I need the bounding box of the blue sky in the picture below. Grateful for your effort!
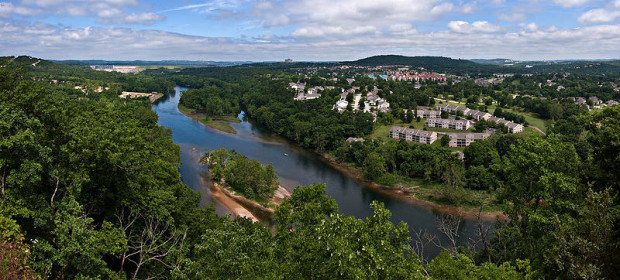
[1,0,619,60]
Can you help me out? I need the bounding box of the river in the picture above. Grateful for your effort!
[153,87,494,260]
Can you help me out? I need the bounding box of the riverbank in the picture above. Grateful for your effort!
[318,153,507,222]
[178,100,505,221]
[178,104,239,134]
[209,178,291,224]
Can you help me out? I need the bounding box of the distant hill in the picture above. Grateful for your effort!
[345,55,500,74]
[56,59,253,67]
[470,58,518,65]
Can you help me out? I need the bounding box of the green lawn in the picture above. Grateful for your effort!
[370,120,403,140]
[491,107,550,134]
[370,118,426,140]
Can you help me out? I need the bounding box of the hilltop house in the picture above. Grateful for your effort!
[389,127,437,144]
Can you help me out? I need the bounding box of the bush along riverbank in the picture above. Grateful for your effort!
[319,153,507,221]
[201,148,290,223]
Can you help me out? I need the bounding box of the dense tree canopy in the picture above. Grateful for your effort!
[3,58,620,279]
[203,149,278,203]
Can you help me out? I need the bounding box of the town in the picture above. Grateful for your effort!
[286,63,617,151]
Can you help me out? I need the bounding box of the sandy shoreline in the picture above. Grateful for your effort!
[209,179,291,224]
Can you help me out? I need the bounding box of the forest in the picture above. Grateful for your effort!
[172,63,620,279]
[0,64,530,279]
[1,58,619,279]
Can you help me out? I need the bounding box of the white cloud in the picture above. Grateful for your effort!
[579,8,620,23]
[124,12,164,24]
[389,23,417,35]
[521,22,539,32]
[1,0,161,24]
[256,0,460,38]
[3,20,618,61]
[293,25,377,37]
[0,2,37,17]
[448,20,501,33]
[552,0,590,8]
[430,2,454,15]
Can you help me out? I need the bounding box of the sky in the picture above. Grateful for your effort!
[1,0,619,61]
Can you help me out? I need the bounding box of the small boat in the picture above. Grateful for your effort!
[284,153,289,156]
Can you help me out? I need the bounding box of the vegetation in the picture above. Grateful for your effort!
[203,149,278,204]
[179,84,240,118]
[0,64,530,278]
[2,57,620,279]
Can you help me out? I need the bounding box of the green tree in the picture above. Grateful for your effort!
[363,152,387,180]
[440,135,450,147]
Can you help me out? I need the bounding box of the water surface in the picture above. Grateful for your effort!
[153,87,493,259]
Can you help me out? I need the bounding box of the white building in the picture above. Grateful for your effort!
[389,127,438,144]
[425,118,473,130]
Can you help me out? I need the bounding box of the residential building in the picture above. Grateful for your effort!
[387,70,447,82]
[436,104,470,115]
[334,99,349,112]
[487,116,508,125]
[464,109,492,121]
[438,132,492,147]
[487,116,524,133]
[389,127,437,144]
[589,96,602,106]
[415,107,441,119]
[366,87,390,113]
[505,122,524,133]
[289,82,306,93]
[575,97,587,106]
[425,118,473,130]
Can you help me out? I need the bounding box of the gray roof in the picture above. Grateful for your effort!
[426,118,471,126]
[390,126,436,138]
[439,132,492,140]
[505,122,523,129]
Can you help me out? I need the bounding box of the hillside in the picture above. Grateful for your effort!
[345,55,499,74]
[1,56,174,94]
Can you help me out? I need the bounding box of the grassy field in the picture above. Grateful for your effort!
[490,107,550,134]
[178,104,239,134]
